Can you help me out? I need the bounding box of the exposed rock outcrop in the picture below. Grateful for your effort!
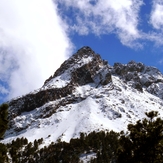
[8,46,112,120]
[9,84,73,118]
[8,47,163,120]
[4,46,163,143]
[112,60,163,93]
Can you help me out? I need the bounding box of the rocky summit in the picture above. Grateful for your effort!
[3,46,163,145]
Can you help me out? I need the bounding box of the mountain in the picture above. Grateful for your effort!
[2,46,163,145]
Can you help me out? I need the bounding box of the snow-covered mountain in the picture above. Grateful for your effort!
[2,46,163,145]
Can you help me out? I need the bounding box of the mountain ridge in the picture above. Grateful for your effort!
[2,46,163,145]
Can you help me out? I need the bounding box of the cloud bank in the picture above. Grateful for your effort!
[0,0,73,101]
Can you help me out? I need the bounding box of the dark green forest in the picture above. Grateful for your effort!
[0,106,163,163]
[0,103,8,139]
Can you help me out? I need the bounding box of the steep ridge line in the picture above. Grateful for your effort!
[7,46,163,123]
[3,46,163,144]
[9,46,111,115]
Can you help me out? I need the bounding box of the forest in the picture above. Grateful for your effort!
[0,103,163,163]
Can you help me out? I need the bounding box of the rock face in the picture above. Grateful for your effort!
[45,46,111,86]
[8,46,112,120]
[9,85,73,117]
[112,61,145,92]
[5,46,163,143]
[8,46,163,118]
[112,60,163,94]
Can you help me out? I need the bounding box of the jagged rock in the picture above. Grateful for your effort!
[8,46,112,120]
[8,84,73,118]
[127,61,145,72]
[113,61,144,76]
[147,83,163,98]
[3,46,163,145]
[140,67,163,87]
[112,60,163,93]
[113,61,143,91]
[72,65,94,85]
[125,72,140,82]
[113,62,125,75]
[140,75,155,87]
[44,75,53,85]
[101,72,112,85]
[52,46,97,78]
[132,81,143,92]
[45,46,112,88]
[8,48,163,120]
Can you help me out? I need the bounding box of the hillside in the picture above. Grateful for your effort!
[2,46,163,146]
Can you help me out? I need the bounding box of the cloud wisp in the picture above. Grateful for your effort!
[150,0,163,30]
[57,0,143,47]
[0,0,73,101]
[56,0,163,48]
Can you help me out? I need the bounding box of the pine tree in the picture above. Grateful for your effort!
[0,143,7,163]
[0,103,8,138]
[118,111,163,163]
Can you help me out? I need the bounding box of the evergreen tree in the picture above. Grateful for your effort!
[0,103,8,138]
[0,143,7,163]
[118,111,163,163]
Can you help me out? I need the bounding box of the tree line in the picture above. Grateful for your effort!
[0,103,163,163]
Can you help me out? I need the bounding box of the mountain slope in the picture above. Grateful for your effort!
[2,46,163,145]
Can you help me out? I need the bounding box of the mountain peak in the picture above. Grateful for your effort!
[43,46,95,85]
[75,46,95,56]
[3,47,163,146]
[44,46,110,86]
[53,46,99,76]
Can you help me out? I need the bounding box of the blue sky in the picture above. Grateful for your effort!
[59,0,163,71]
[57,0,163,70]
[71,33,163,71]
[0,0,163,103]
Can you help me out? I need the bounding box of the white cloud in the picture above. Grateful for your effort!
[0,0,73,101]
[145,0,163,46]
[150,0,163,30]
[56,0,163,47]
[56,0,143,47]
[0,85,8,94]
[158,59,163,65]
[2,0,163,103]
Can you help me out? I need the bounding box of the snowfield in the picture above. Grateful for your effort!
[2,46,163,150]
[2,75,163,146]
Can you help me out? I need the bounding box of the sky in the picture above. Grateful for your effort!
[0,0,163,103]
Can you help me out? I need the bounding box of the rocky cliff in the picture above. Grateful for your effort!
[3,46,163,144]
[8,46,111,118]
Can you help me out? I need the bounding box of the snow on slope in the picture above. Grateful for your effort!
[2,75,163,146]
[2,46,163,147]
[42,55,93,90]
